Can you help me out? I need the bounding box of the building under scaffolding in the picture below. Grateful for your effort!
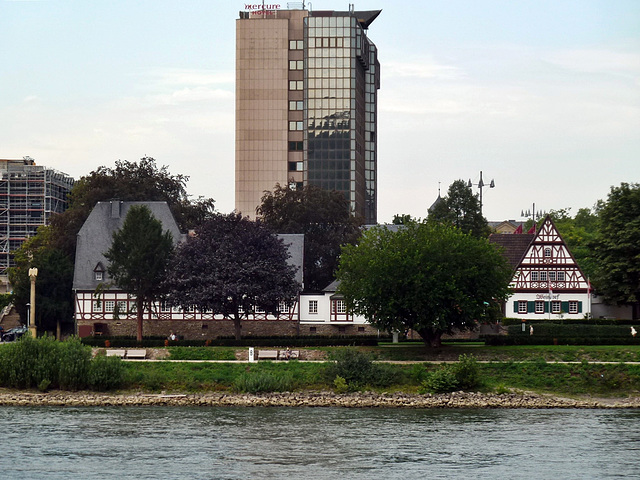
[0,158,74,292]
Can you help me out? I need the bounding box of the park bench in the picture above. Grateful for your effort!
[257,350,278,361]
[126,349,147,360]
[106,349,126,358]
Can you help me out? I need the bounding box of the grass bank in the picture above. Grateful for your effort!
[120,357,640,398]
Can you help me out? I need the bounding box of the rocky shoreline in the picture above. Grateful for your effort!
[0,390,639,409]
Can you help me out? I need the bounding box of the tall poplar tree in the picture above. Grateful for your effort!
[105,205,175,341]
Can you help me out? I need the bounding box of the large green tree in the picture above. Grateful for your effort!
[105,205,175,341]
[428,180,490,238]
[50,157,215,257]
[164,213,299,340]
[8,228,74,337]
[257,184,362,291]
[337,221,512,347]
[590,183,640,318]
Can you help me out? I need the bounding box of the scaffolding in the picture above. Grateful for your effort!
[0,158,74,292]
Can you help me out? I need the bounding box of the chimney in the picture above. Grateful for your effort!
[110,201,122,218]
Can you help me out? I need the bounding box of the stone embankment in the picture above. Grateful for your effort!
[0,391,639,409]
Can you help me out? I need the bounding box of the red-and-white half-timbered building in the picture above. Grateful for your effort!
[73,201,304,339]
[490,215,590,320]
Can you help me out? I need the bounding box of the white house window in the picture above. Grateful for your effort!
[540,271,548,281]
[569,301,579,314]
[309,300,318,314]
[544,247,552,257]
[552,301,561,313]
[279,301,290,314]
[333,300,347,314]
[104,301,115,313]
[518,301,527,314]
[92,300,102,312]
[116,301,127,313]
[95,272,103,281]
[557,271,565,281]
[548,271,556,282]
[160,301,171,313]
[531,271,539,281]
[254,305,265,314]
[535,301,544,314]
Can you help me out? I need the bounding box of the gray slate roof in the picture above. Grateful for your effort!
[73,201,305,292]
[72,201,185,291]
[277,233,304,289]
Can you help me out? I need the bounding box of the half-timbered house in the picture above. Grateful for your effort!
[490,215,591,320]
[73,201,304,339]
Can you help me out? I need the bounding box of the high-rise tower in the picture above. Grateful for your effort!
[236,6,380,223]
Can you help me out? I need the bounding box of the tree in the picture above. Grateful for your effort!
[8,229,74,336]
[392,214,414,225]
[590,183,640,318]
[257,184,362,291]
[164,212,299,340]
[546,207,600,280]
[336,221,512,347]
[49,157,215,258]
[104,205,175,341]
[428,180,490,238]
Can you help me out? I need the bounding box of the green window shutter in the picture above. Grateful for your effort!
[513,301,518,313]
[544,301,549,313]
[561,301,569,313]
[528,301,535,313]
[578,302,583,313]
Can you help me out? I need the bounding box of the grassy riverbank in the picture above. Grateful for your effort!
[124,346,640,397]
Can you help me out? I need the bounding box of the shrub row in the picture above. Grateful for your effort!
[81,335,387,348]
[483,335,640,346]
[0,336,124,391]
[507,323,638,337]
[502,317,637,326]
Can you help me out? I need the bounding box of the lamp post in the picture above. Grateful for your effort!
[28,268,38,338]
[521,203,543,230]
[467,171,495,215]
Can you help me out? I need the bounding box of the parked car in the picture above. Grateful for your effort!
[2,325,28,342]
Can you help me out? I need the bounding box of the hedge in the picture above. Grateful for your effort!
[483,335,640,346]
[81,335,387,348]
[502,317,636,326]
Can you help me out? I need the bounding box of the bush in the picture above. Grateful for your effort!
[333,375,349,393]
[421,367,459,393]
[454,354,480,390]
[0,335,60,389]
[326,348,396,390]
[0,335,123,392]
[58,337,91,391]
[420,355,481,394]
[88,355,124,391]
[233,370,295,393]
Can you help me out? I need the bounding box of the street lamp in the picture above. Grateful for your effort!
[521,203,544,229]
[28,267,38,338]
[467,171,495,215]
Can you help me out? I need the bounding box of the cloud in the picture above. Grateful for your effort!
[543,48,640,74]
[384,58,462,80]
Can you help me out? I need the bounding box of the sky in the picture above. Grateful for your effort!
[1,0,638,223]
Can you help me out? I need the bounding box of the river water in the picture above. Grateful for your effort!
[1,406,639,479]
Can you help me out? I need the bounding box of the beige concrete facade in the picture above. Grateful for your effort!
[236,10,308,218]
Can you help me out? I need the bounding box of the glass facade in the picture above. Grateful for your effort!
[303,13,379,223]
